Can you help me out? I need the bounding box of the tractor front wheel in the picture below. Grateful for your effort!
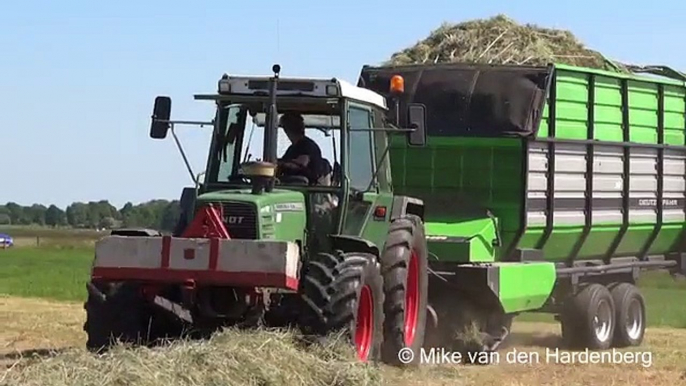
[300,251,385,362]
[380,214,429,366]
[84,282,182,353]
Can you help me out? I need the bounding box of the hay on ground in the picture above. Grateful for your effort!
[387,14,626,72]
[0,328,381,386]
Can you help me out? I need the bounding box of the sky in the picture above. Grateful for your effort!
[2,0,686,209]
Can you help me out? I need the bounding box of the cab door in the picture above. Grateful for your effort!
[341,102,393,248]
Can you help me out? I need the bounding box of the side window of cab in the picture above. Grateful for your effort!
[347,105,375,192]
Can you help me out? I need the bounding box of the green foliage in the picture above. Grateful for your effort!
[0,199,181,232]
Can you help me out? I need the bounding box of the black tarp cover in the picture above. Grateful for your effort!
[357,62,552,137]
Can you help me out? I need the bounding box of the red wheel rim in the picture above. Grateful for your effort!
[404,249,419,346]
[355,285,374,361]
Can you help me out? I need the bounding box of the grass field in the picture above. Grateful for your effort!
[0,297,685,385]
[0,225,104,249]
[1,233,685,327]
[0,226,685,385]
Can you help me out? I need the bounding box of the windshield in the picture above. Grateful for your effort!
[207,103,341,185]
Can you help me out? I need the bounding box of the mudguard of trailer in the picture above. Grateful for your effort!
[431,261,557,314]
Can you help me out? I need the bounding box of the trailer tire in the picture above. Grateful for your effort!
[300,251,385,362]
[560,283,616,350]
[608,282,645,347]
[379,214,429,366]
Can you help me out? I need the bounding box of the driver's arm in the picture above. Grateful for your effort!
[279,155,310,170]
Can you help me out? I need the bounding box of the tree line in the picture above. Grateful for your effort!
[0,200,181,232]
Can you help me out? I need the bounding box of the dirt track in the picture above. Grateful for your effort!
[1,295,685,385]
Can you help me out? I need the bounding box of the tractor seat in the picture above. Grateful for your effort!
[331,161,341,187]
[316,158,334,186]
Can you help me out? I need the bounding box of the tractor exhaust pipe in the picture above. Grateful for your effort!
[263,64,280,165]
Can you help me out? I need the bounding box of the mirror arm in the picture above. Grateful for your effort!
[364,142,392,192]
[170,124,198,185]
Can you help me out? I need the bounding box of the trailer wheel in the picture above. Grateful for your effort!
[608,282,645,347]
[379,214,429,366]
[560,283,616,350]
[300,251,385,362]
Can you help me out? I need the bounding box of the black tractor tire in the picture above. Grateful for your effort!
[299,250,385,362]
[84,282,149,352]
[84,282,182,353]
[560,283,616,350]
[608,282,646,347]
[379,214,429,366]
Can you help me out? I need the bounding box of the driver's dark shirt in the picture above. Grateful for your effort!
[281,136,324,181]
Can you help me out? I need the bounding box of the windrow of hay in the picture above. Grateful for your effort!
[0,328,381,386]
[387,14,626,72]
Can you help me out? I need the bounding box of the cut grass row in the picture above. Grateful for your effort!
[2,297,686,385]
[1,244,685,328]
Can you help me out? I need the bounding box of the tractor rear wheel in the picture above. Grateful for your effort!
[380,214,429,366]
[84,281,181,353]
[300,250,385,362]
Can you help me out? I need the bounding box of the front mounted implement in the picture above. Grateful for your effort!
[90,203,299,292]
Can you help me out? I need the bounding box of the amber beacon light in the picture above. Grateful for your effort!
[390,75,404,93]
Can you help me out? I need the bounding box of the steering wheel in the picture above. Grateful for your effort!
[228,173,251,184]
[272,160,310,185]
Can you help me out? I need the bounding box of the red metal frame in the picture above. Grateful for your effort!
[181,204,231,239]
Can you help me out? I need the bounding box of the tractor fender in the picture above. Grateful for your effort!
[390,196,424,221]
[329,235,379,257]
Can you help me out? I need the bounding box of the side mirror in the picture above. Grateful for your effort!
[407,103,426,146]
[150,96,172,139]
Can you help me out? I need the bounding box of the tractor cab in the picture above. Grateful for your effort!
[149,65,426,253]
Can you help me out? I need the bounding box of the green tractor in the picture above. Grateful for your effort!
[84,64,432,364]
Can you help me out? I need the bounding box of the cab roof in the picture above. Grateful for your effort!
[215,75,388,110]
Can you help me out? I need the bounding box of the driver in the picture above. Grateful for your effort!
[277,112,325,183]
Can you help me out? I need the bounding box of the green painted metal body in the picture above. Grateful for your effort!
[495,262,557,313]
[424,217,499,263]
[362,62,686,315]
[195,189,308,243]
[388,63,686,264]
[456,262,557,314]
